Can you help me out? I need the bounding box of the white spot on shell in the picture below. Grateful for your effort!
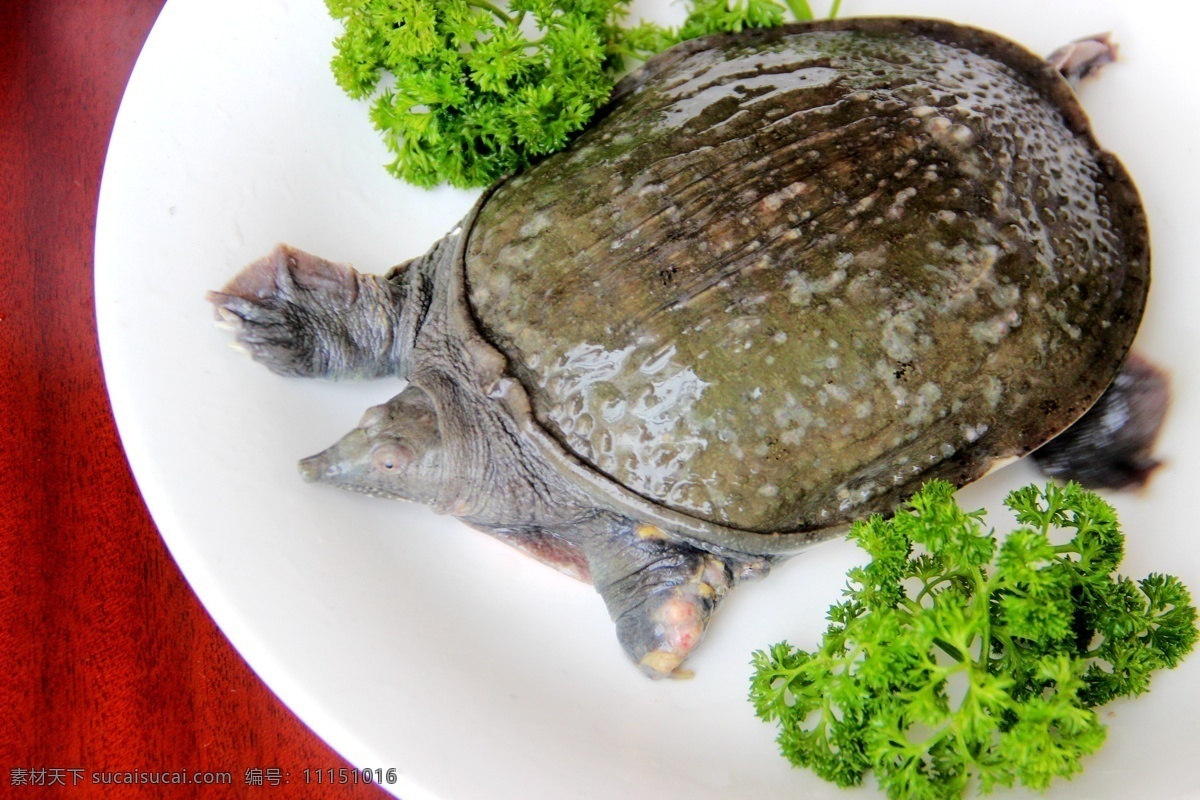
[886,187,918,221]
[519,212,553,239]
[905,383,942,427]
[961,423,988,443]
[970,309,1021,344]
[983,377,1004,409]
[785,269,846,307]
[774,393,815,446]
[925,116,952,134]
[760,181,810,212]
[881,309,922,362]
[990,283,1021,308]
[825,384,850,403]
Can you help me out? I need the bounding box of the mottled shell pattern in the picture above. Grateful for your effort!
[464,19,1148,536]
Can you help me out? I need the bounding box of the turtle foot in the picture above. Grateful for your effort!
[207,245,399,380]
[613,550,734,679]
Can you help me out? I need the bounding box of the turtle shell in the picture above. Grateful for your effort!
[462,18,1148,535]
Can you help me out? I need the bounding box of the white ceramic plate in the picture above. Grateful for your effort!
[96,1,1200,798]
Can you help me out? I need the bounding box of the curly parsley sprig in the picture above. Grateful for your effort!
[750,480,1198,800]
[326,0,829,188]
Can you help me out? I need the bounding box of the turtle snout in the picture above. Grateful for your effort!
[298,452,333,483]
[299,429,373,485]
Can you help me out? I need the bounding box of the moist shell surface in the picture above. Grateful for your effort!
[464,19,1149,534]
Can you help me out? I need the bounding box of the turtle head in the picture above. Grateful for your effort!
[299,385,444,505]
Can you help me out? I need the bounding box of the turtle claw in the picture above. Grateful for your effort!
[213,306,240,332]
[206,283,312,377]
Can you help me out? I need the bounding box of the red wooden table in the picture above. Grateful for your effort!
[0,2,387,796]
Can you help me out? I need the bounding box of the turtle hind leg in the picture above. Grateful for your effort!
[207,244,405,380]
[1047,33,1118,87]
[1031,353,1170,490]
[579,515,770,678]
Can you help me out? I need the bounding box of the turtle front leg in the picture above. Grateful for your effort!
[580,515,770,678]
[207,244,409,380]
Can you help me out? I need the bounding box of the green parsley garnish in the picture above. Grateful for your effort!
[749,480,1198,799]
[325,1,831,189]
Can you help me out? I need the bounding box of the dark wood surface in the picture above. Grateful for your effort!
[0,1,387,796]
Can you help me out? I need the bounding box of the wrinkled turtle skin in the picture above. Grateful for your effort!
[209,18,1150,678]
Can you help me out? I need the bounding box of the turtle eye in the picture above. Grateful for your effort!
[372,444,412,472]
